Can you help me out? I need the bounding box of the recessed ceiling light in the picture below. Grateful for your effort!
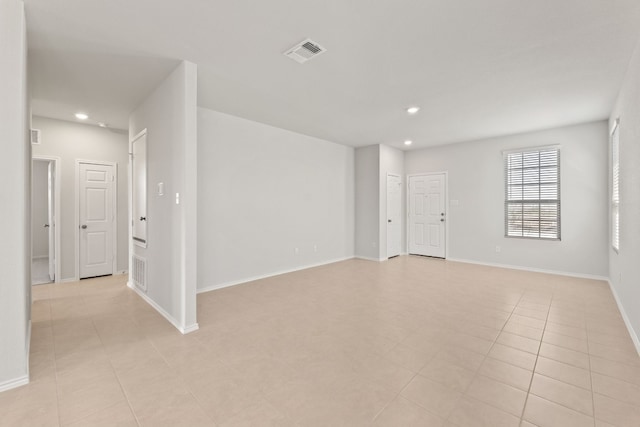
[406,106,420,115]
[75,113,88,120]
[404,140,413,146]
[98,122,107,128]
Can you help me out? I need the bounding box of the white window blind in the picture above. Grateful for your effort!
[612,120,620,252]
[505,147,560,239]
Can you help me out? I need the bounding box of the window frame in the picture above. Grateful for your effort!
[504,145,561,241]
[611,119,620,253]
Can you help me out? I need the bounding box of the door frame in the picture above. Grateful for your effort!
[74,159,118,280]
[32,155,62,283]
[406,171,449,259]
[386,173,402,258]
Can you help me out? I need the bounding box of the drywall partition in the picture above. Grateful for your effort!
[355,145,380,260]
[197,108,355,291]
[129,61,198,333]
[0,0,30,391]
[32,117,129,279]
[405,121,608,277]
[609,38,640,351]
[379,145,405,258]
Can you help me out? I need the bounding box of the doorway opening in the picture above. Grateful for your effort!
[31,156,61,285]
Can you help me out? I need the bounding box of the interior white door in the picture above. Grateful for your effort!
[387,174,402,258]
[408,174,446,258]
[47,162,55,281]
[79,163,114,279]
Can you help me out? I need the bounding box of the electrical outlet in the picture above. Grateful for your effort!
[495,246,501,253]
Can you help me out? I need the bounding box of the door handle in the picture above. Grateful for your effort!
[81,225,87,229]
[440,219,445,222]
[140,217,147,221]
[388,219,392,223]
[44,224,49,228]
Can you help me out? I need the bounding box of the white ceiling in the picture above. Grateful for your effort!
[25,0,640,149]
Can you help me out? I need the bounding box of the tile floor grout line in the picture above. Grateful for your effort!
[47,289,63,427]
[585,308,598,426]
[515,286,552,425]
[88,315,143,427]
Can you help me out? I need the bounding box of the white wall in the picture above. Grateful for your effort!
[0,0,30,391]
[354,145,380,260]
[129,61,198,333]
[405,121,609,277]
[197,108,355,291]
[32,117,129,279]
[379,145,405,258]
[609,38,640,349]
[31,160,49,258]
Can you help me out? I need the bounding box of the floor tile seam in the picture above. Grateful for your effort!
[518,290,553,423]
[397,374,463,423]
[588,367,640,390]
[370,371,421,423]
[447,288,531,424]
[585,322,598,424]
[87,316,143,427]
[452,389,526,420]
[525,392,597,424]
[142,333,220,425]
[47,295,63,427]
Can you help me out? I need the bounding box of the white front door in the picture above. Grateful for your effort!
[387,174,402,258]
[47,162,55,281]
[408,173,446,258]
[79,162,115,279]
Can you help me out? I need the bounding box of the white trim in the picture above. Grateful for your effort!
[32,156,61,283]
[501,144,561,155]
[610,117,620,136]
[607,279,640,356]
[117,270,128,275]
[127,281,199,335]
[406,171,449,259]
[447,257,608,281]
[386,173,402,259]
[355,256,386,262]
[197,256,354,294]
[59,277,78,284]
[0,375,29,393]
[75,159,118,280]
[31,255,48,260]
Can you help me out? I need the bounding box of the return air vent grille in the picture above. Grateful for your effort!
[132,255,147,292]
[31,129,41,144]
[284,39,326,63]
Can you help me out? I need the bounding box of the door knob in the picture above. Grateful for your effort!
[440,219,445,222]
[81,225,87,229]
[44,224,49,228]
[140,216,147,221]
[388,219,392,223]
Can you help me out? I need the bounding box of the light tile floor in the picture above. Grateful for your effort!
[2,256,640,426]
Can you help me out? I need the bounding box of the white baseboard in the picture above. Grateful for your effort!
[31,255,47,260]
[607,279,640,356]
[446,257,608,281]
[197,256,355,294]
[127,281,198,335]
[59,277,77,283]
[117,270,128,275]
[354,256,386,262]
[0,375,29,393]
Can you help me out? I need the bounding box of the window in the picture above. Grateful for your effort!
[612,119,620,252]
[505,147,560,239]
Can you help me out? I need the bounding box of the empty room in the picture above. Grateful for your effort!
[2,0,640,426]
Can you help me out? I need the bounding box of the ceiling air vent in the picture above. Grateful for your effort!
[31,129,41,145]
[284,39,326,64]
